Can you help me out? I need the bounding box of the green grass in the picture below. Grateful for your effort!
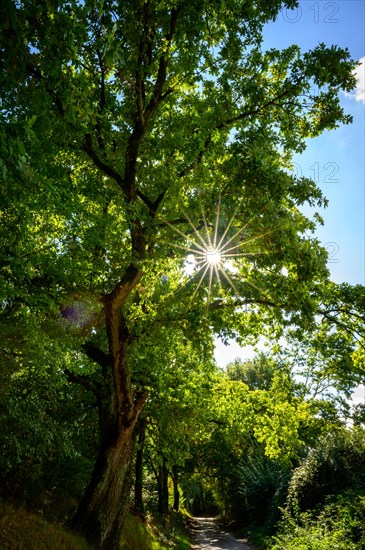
[0,503,92,550]
[120,511,191,550]
[0,504,191,550]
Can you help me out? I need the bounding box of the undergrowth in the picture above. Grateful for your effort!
[0,503,92,550]
[269,492,365,550]
[0,503,191,550]
[120,511,191,550]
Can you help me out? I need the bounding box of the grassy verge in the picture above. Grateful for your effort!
[0,503,191,550]
[0,503,92,550]
[120,511,191,550]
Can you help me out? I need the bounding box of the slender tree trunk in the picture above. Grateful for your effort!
[157,458,169,515]
[134,418,147,515]
[157,464,164,515]
[172,466,180,512]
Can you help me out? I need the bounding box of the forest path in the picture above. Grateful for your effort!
[191,517,256,550]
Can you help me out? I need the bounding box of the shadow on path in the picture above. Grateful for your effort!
[191,517,256,550]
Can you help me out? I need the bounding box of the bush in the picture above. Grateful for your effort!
[270,492,365,550]
[287,427,365,514]
[0,373,98,519]
[234,454,291,531]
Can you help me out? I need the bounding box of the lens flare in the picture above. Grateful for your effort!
[205,246,222,265]
[158,197,272,306]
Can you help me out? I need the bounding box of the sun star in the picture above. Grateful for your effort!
[205,246,222,266]
[160,196,272,306]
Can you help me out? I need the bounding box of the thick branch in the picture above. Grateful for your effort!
[210,298,282,310]
[104,264,143,312]
[64,368,101,398]
[82,342,111,368]
[136,189,155,211]
[83,134,125,189]
[125,9,179,200]
[137,188,168,216]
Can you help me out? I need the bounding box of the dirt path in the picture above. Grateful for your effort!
[191,517,256,550]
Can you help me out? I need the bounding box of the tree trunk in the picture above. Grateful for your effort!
[70,424,136,549]
[157,458,169,516]
[70,267,146,549]
[172,466,180,512]
[134,418,147,515]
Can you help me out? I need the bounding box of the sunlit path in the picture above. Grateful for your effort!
[191,517,256,550]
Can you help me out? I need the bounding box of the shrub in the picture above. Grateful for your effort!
[287,427,365,514]
[270,492,365,550]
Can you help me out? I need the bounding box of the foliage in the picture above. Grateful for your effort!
[263,429,365,548]
[210,366,314,461]
[287,427,365,514]
[225,353,276,389]
[270,492,365,550]
[186,353,365,545]
[0,315,98,518]
[210,445,291,535]
[235,454,291,530]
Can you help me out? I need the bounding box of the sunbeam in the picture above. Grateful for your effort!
[156,198,272,306]
[205,246,222,265]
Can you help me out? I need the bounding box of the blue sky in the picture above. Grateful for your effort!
[263,0,365,286]
[215,1,365,374]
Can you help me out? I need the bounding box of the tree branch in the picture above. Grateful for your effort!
[96,50,106,150]
[82,133,125,189]
[143,8,179,124]
[321,307,365,322]
[137,188,168,216]
[210,298,282,310]
[125,9,180,201]
[64,368,101,398]
[82,342,111,368]
[104,263,143,312]
[320,311,365,349]
[177,87,299,179]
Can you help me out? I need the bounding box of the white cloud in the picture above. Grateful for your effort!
[214,338,256,367]
[343,57,365,104]
[353,56,365,103]
[351,384,365,405]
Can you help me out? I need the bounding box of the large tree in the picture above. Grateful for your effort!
[0,0,362,547]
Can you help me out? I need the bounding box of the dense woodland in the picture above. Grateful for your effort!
[1,0,365,549]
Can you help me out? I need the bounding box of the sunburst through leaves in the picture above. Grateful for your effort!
[160,197,273,306]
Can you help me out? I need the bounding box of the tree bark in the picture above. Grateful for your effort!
[70,267,147,549]
[134,418,147,515]
[172,466,180,512]
[157,458,169,516]
[70,423,137,549]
